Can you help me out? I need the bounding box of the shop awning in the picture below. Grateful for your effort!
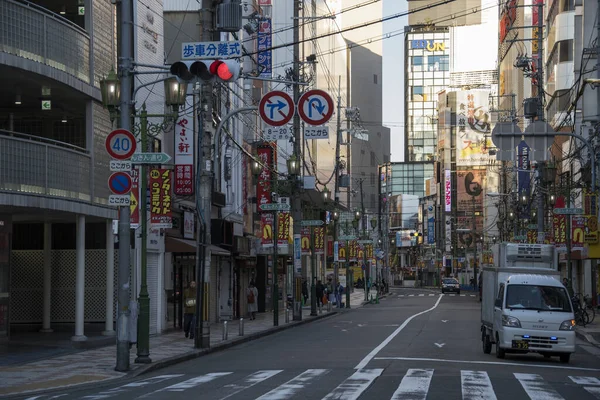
[165,236,231,256]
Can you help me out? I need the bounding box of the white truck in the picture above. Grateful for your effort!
[480,243,576,363]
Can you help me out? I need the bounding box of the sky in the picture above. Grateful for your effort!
[382,0,407,162]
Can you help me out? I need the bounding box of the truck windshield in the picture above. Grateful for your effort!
[505,284,572,312]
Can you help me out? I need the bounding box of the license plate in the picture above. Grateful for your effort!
[512,340,529,350]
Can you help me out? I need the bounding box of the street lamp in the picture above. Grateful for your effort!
[286,154,300,176]
[322,186,330,202]
[99,71,187,364]
[251,158,262,178]
[370,216,377,230]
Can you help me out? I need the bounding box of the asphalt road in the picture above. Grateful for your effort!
[21,287,600,400]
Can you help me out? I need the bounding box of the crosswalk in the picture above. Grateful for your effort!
[35,367,600,400]
[393,293,476,297]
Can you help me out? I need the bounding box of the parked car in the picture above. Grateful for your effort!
[442,278,460,294]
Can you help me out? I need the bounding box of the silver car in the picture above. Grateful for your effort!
[442,278,460,294]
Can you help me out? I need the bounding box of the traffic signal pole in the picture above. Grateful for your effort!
[115,0,132,372]
[292,0,303,321]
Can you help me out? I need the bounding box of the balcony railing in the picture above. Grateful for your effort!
[0,0,91,83]
[0,130,92,201]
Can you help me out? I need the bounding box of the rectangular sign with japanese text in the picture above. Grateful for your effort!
[257,19,272,78]
[277,212,290,247]
[301,227,311,255]
[445,169,451,212]
[314,227,324,255]
[174,113,194,195]
[130,167,140,229]
[257,146,273,209]
[181,41,241,60]
[149,168,173,228]
[261,213,274,247]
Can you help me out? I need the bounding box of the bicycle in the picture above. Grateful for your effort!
[575,293,596,324]
[572,295,589,327]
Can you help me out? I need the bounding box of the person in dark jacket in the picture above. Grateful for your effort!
[302,279,309,304]
[183,281,197,339]
[316,280,324,307]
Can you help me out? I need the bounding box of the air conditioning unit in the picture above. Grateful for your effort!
[216,1,242,32]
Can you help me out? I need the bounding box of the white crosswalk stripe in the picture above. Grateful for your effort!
[256,369,329,400]
[322,368,383,400]
[569,376,600,399]
[390,368,433,400]
[515,373,565,400]
[461,370,497,400]
[55,368,600,399]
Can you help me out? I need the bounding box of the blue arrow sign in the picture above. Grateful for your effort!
[267,100,286,119]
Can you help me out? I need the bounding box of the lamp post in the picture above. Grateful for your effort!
[100,74,186,365]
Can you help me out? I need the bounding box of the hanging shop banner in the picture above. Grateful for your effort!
[455,90,494,166]
[130,167,140,228]
[584,189,599,244]
[349,240,358,261]
[456,169,485,213]
[338,240,346,262]
[301,227,311,255]
[183,211,194,239]
[358,247,364,260]
[174,113,194,195]
[150,168,173,228]
[256,146,273,209]
[553,196,567,251]
[366,244,374,260]
[572,216,586,251]
[445,169,452,212]
[314,227,324,254]
[257,18,272,78]
[261,213,274,247]
[277,212,290,247]
[427,217,435,244]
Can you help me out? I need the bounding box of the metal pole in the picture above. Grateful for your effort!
[135,106,151,364]
[472,195,477,286]
[346,240,350,308]
[115,0,132,373]
[292,0,303,322]
[273,210,279,326]
[310,226,317,316]
[334,78,342,298]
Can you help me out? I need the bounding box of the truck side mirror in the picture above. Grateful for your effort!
[494,299,502,308]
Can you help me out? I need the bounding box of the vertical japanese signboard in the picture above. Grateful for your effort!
[150,168,173,228]
[338,240,346,262]
[553,196,567,251]
[277,212,290,247]
[174,114,194,195]
[256,146,273,208]
[130,167,140,228]
[314,227,324,254]
[261,213,274,247]
[257,18,272,78]
[301,227,311,255]
[445,169,452,212]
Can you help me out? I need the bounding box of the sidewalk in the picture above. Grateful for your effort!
[0,288,381,397]
[575,319,600,348]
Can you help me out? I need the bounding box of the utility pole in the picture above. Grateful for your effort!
[292,0,303,321]
[115,0,132,372]
[334,79,342,299]
[194,1,215,349]
[359,178,368,302]
[535,0,546,238]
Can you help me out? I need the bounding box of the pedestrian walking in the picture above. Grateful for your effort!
[183,281,197,339]
[302,279,309,305]
[316,280,324,307]
[336,282,343,308]
[247,281,258,320]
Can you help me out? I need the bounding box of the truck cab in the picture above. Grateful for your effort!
[492,274,576,363]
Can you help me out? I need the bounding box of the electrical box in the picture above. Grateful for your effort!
[216,1,242,32]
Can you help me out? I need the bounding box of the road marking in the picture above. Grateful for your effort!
[354,295,443,370]
[322,368,383,400]
[428,294,435,296]
[390,369,433,400]
[470,295,476,297]
[569,376,600,399]
[384,324,400,327]
[124,374,184,388]
[461,370,497,400]
[460,294,466,297]
[357,324,366,327]
[256,369,329,399]
[449,294,456,297]
[341,329,348,332]
[217,370,283,400]
[372,357,600,372]
[441,320,448,323]
[514,373,565,400]
[434,343,445,348]
[418,294,425,297]
[160,372,232,392]
[408,294,415,297]
[399,295,405,297]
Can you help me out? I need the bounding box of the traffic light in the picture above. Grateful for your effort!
[170,59,240,82]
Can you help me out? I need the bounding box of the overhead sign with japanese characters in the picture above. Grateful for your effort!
[181,41,242,60]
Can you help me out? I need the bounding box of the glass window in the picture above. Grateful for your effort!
[427,55,449,71]
[505,285,572,312]
[413,56,424,65]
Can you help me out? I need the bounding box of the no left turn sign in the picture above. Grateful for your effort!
[259,91,295,127]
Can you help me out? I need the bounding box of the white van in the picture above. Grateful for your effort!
[491,274,576,363]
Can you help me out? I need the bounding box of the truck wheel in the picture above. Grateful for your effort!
[559,353,570,363]
[483,334,492,354]
[495,334,505,359]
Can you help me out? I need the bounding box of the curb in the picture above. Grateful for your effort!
[1,312,338,399]
[575,328,600,349]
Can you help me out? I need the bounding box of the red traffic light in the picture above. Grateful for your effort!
[171,59,240,82]
[215,60,240,82]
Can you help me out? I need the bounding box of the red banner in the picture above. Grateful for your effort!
[553,196,567,248]
[277,212,290,246]
[149,168,173,228]
[257,146,273,209]
[261,213,274,247]
[174,115,194,195]
[301,227,310,255]
[130,167,140,228]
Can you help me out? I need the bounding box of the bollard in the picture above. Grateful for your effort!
[327,301,332,312]
[222,321,228,341]
[285,308,290,323]
[239,318,244,336]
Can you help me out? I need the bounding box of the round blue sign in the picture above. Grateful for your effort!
[108,172,132,195]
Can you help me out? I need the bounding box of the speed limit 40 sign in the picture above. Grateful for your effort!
[105,129,136,160]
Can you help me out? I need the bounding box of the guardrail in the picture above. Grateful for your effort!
[0,130,92,201]
[0,0,91,82]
